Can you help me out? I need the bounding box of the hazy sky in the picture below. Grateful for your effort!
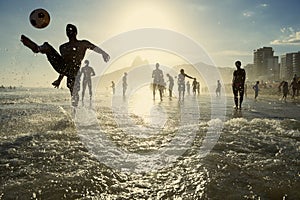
[0,0,299,87]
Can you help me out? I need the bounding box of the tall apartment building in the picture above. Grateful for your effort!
[293,52,300,76]
[253,47,278,80]
[280,54,287,80]
[268,56,279,80]
[244,63,255,81]
[280,51,300,80]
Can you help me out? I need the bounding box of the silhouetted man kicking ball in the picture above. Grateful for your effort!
[20,24,110,107]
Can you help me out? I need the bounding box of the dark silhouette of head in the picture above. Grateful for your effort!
[156,63,159,69]
[66,24,77,39]
[235,61,241,69]
[84,60,89,65]
[180,69,184,74]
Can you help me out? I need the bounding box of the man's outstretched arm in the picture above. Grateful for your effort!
[184,73,194,79]
[84,40,110,62]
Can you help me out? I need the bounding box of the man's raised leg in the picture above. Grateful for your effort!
[21,35,39,53]
[21,35,68,77]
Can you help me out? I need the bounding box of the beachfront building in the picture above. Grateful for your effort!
[244,63,255,81]
[253,47,279,81]
[280,51,300,81]
[292,52,300,77]
[268,56,279,80]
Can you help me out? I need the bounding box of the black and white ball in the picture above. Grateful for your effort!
[29,8,50,29]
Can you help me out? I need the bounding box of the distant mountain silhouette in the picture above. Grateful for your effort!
[131,56,149,67]
[93,56,150,91]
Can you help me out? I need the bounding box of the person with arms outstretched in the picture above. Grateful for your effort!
[232,60,246,109]
[152,63,164,101]
[178,69,194,101]
[20,24,110,107]
[81,60,95,105]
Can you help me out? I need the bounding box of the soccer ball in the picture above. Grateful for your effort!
[29,8,50,29]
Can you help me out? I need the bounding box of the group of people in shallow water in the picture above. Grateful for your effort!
[278,75,300,102]
[230,60,300,108]
[18,23,245,108]
[20,24,299,109]
[108,63,202,102]
[243,73,300,103]
[151,63,197,102]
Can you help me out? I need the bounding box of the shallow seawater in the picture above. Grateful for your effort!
[0,88,299,199]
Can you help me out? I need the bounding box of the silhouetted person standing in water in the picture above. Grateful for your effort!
[111,81,115,95]
[186,81,191,95]
[279,81,289,102]
[216,80,221,97]
[244,84,248,98]
[252,81,259,100]
[152,63,164,101]
[192,78,197,95]
[232,60,246,109]
[290,77,298,99]
[166,73,174,98]
[81,60,95,105]
[178,69,194,101]
[20,24,110,107]
[196,81,200,95]
[122,72,128,97]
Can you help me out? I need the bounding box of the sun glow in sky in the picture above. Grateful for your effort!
[109,1,180,31]
[0,0,299,87]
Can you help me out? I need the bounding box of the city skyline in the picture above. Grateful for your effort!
[0,0,299,87]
